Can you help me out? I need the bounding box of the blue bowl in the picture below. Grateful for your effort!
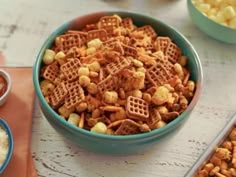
[0,118,14,174]
[33,11,203,155]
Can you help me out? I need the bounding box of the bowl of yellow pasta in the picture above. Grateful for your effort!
[188,0,236,44]
[33,11,203,155]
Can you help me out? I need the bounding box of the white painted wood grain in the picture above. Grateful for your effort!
[1,0,236,176]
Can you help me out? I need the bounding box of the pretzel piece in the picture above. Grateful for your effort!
[126,96,149,120]
[66,47,81,58]
[67,30,88,46]
[42,62,59,82]
[87,29,108,42]
[115,119,141,135]
[49,82,68,108]
[155,37,171,52]
[135,25,157,38]
[146,61,175,86]
[63,79,79,90]
[65,84,85,109]
[99,16,120,35]
[56,34,81,53]
[106,57,131,75]
[60,58,81,81]
[97,75,117,94]
[165,41,182,63]
[120,17,134,30]
[147,108,162,130]
[122,44,137,57]
[105,41,124,55]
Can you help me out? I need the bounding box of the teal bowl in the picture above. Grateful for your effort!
[33,11,203,155]
[187,0,236,44]
[0,118,14,174]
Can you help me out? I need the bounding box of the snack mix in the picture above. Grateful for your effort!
[197,127,236,177]
[192,0,236,29]
[40,14,196,135]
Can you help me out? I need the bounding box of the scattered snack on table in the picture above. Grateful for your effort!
[192,0,236,29]
[197,127,236,177]
[39,14,196,135]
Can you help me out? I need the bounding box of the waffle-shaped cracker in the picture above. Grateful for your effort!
[147,108,161,130]
[67,30,87,46]
[99,16,120,34]
[106,41,124,55]
[60,58,81,81]
[115,119,141,135]
[42,62,59,82]
[65,84,85,109]
[165,41,182,63]
[122,44,137,57]
[126,96,149,120]
[56,34,81,53]
[135,25,157,38]
[146,61,175,86]
[97,75,117,94]
[49,82,68,108]
[106,57,131,75]
[155,37,171,52]
[63,80,80,91]
[120,18,134,30]
[87,29,108,42]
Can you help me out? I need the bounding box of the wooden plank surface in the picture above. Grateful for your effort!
[1,0,236,176]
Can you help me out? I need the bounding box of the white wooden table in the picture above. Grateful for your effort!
[1,0,236,176]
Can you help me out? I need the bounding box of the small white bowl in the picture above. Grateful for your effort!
[0,69,12,106]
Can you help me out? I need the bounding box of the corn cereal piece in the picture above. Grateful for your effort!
[40,80,55,96]
[91,122,107,134]
[88,61,100,72]
[152,86,172,106]
[87,38,103,49]
[58,104,75,118]
[79,75,91,87]
[103,91,118,104]
[43,49,56,65]
[68,113,80,126]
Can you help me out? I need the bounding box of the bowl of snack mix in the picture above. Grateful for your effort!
[0,69,12,107]
[33,11,203,155]
[188,0,236,44]
[0,118,14,174]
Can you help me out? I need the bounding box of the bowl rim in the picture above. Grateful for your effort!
[0,118,14,174]
[187,0,236,32]
[0,69,12,103]
[33,11,203,140]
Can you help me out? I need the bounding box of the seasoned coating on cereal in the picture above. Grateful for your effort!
[39,14,196,135]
